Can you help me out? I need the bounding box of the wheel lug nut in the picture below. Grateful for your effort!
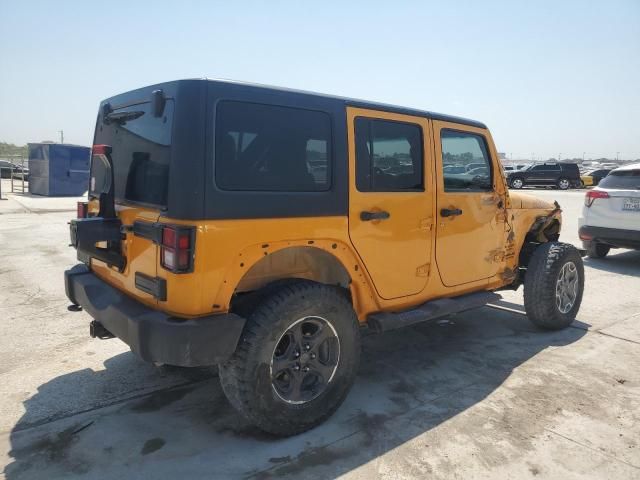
[294,351,300,358]
[310,353,316,359]
[294,364,300,371]
[302,366,309,372]
[304,344,310,351]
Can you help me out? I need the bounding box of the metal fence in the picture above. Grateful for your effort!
[0,156,28,199]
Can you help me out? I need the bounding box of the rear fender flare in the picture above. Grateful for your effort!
[212,240,377,321]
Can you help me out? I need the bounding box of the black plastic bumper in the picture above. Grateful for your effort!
[579,225,640,250]
[64,264,246,367]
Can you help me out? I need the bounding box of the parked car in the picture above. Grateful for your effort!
[0,160,18,178]
[579,163,640,258]
[65,79,584,435]
[581,169,611,187]
[0,160,28,179]
[443,165,467,174]
[468,166,489,176]
[464,162,486,172]
[507,162,581,190]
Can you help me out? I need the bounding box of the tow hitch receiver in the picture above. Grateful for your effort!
[90,320,115,340]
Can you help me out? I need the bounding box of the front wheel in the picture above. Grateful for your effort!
[524,242,584,330]
[218,280,360,436]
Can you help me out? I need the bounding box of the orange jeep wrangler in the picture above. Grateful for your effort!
[65,79,584,435]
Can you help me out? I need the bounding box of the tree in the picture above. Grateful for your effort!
[0,142,28,158]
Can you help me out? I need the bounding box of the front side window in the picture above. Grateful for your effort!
[215,101,331,191]
[441,130,492,191]
[355,118,424,192]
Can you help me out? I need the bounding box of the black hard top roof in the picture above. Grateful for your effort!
[149,78,488,129]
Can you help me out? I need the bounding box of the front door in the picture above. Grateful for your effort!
[433,121,505,287]
[347,107,434,300]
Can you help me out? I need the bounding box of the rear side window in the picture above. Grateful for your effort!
[215,101,331,191]
[599,169,640,189]
[441,130,492,191]
[532,164,560,171]
[355,118,424,192]
[561,164,579,173]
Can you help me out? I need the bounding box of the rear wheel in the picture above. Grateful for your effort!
[510,177,524,189]
[524,242,584,330]
[218,280,360,436]
[557,178,571,190]
[585,241,610,259]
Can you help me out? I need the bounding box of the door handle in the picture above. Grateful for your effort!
[360,210,390,221]
[440,208,463,217]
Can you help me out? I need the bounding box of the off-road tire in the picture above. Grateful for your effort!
[218,280,360,436]
[586,241,610,259]
[524,242,584,330]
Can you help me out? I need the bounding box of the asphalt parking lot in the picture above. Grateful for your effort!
[1,184,639,479]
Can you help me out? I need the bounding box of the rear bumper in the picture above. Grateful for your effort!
[64,264,245,367]
[579,225,640,250]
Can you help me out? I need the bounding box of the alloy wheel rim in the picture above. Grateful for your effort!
[513,179,523,188]
[556,261,579,314]
[270,316,340,405]
[559,179,569,189]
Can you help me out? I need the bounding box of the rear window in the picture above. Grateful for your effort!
[215,101,331,191]
[92,94,174,207]
[598,169,640,190]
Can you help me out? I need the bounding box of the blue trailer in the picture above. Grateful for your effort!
[28,143,90,196]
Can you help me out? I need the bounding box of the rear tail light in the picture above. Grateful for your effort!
[77,201,88,218]
[160,225,195,273]
[585,190,609,207]
[92,144,112,156]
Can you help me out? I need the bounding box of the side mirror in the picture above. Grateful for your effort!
[151,90,166,118]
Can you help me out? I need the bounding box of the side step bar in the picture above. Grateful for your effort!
[367,291,502,333]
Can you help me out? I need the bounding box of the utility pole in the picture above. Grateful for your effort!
[616,152,620,161]
[583,152,585,161]
[58,130,64,144]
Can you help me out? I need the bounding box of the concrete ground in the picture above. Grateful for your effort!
[0,187,638,479]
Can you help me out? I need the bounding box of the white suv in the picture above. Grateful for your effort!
[579,163,640,258]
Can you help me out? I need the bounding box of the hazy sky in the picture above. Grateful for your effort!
[1,0,639,160]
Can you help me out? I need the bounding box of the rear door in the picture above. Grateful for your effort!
[433,122,506,286]
[347,107,434,300]
[89,86,176,306]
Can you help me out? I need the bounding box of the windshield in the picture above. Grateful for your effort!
[92,90,174,207]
